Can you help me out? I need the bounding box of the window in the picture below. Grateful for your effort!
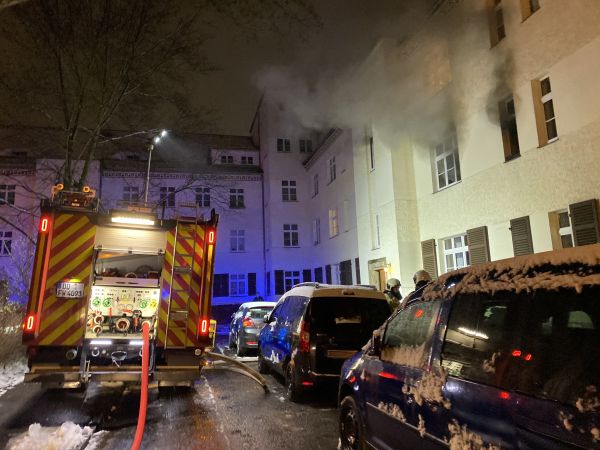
[229,274,247,296]
[329,209,339,238]
[122,186,139,202]
[0,231,12,256]
[299,139,313,153]
[340,260,352,285]
[434,134,461,190]
[213,274,229,297]
[314,267,323,283]
[520,0,540,20]
[266,272,271,296]
[229,189,245,208]
[328,156,337,183]
[241,156,254,165]
[160,186,176,207]
[374,214,381,249]
[219,155,234,164]
[283,224,299,247]
[0,185,16,205]
[443,234,470,272]
[284,271,300,292]
[312,218,321,245]
[230,230,245,252]
[499,97,520,160]
[368,136,375,170]
[312,174,319,197]
[277,138,291,153]
[382,301,441,367]
[195,187,210,207]
[540,76,558,142]
[281,180,297,201]
[549,209,574,249]
[488,0,506,46]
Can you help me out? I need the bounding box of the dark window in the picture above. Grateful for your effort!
[247,272,256,296]
[277,138,291,153]
[266,271,271,296]
[283,224,299,247]
[282,180,297,201]
[299,139,313,153]
[275,270,284,295]
[195,187,210,207]
[325,265,332,284]
[0,231,12,256]
[0,185,16,206]
[220,155,233,164]
[213,274,229,297]
[354,257,361,284]
[302,269,312,283]
[314,267,323,283]
[340,260,353,285]
[160,187,176,207]
[369,136,375,170]
[499,97,520,160]
[284,271,300,292]
[229,189,245,208]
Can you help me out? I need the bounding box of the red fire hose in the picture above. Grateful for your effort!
[131,322,150,450]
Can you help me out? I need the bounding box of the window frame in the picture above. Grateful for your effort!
[0,184,16,206]
[0,230,12,256]
[281,180,297,202]
[159,186,176,207]
[229,229,246,252]
[434,134,461,191]
[328,208,339,238]
[122,185,140,202]
[229,188,245,209]
[195,187,210,208]
[312,173,319,197]
[229,273,247,296]
[277,138,291,153]
[328,156,337,183]
[312,218,321,245]
[299,139,313,153]
[540,76,558,143]
[442,234,470,273]
[284,271,301,292]
[283,223,299,247]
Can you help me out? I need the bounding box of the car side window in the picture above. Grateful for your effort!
[381,301,441,367]
[288,296,309,331]
[270,302,284,323]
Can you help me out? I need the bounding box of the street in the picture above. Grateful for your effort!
[0,339,340,450]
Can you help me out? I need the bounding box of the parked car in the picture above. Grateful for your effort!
[258,283,391,402]
[229,301,277,356]
[338,244,600,450]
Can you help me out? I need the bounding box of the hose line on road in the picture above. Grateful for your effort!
[132,322,150,450]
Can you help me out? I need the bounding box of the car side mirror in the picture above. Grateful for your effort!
[264,314,271,323]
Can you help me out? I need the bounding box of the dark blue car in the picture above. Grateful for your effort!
[338,245,600,450]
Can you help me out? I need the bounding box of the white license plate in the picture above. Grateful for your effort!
[56,282,84,298]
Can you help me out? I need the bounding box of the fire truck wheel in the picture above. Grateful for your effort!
[257,351,270,374]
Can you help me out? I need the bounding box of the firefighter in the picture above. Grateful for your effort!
[399,269,432,309]
[384,277,402,310]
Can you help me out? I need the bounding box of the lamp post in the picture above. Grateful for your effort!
[143,130,167,205]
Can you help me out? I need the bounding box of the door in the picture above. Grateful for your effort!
[260,302,284,368]
[362,300,442,450]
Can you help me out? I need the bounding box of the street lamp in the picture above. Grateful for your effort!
[143,129,167,204]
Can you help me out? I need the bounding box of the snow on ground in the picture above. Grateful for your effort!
[0,359,26,397]
[6,422,104,450]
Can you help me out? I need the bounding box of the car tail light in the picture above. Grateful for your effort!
[242,317,255,328]
[298,318,310,353]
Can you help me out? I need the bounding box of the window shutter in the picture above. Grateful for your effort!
[325,265,332,284]
[247,273,257,296]
[467,226,491,265]
[420,239,438,279]
[302,269,312,283]
[531,79,548,146]
[510,216,534,256]
[213,274,229,297]
[569,199,600,246]
[275,270,284,295]
[340,260,352,285]
[355,257,361,284]
[314,267,323,283]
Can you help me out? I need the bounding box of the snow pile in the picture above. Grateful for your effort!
[559,411,574,432]
[402,368,451,409]
[417,414,426,438]
[377,402,406,422]
[7,422,94,450]
[575,385,600,413]
[481,352,500,374]
[447,420,500,450]
[0,359,26,397]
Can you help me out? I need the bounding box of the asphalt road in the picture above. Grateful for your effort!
[0,339,339,449]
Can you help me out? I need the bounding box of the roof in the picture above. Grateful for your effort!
[239,301,277,309]
[422,244,600,301]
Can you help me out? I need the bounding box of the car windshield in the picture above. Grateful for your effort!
[441,285,600,407]
[246,307,273,320]
[310,297,391,343]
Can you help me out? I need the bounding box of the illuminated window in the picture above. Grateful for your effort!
[284,271,300,291]
[0,185,16,205]
[442,234,470,272]
[283,224,299,247]
[282,180,297,201]
[195,187,210,207]
[434,134,461,190]
[329,209,339,238]
[122,186,139,202]
[0,231,12,256]
[299,139,313,153]
[230,230,245,252]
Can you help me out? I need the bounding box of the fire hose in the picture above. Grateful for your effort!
[131,322,150,450]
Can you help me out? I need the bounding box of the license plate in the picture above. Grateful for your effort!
[326,350,356,359]
[56,281,85,298]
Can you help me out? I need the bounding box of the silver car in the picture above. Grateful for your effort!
[229,301,276,356]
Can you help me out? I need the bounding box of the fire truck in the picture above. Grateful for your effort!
[21,185,220,388]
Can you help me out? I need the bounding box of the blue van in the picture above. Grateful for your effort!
[338,245,600,449]
[258,283,391,402]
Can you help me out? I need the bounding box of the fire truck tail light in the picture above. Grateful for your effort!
[83,186,90,193]
[199,318,209,335]
[207,230,215,245]
[40,217,50,233]
[23,314,36,332]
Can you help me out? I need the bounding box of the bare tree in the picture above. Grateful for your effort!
[0,0,319,189]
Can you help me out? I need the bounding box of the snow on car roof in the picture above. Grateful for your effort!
[422,243,600,301]
[239,301,277,309]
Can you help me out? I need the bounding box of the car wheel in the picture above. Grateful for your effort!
[285,364,303,402]
[339,396,366,450]
[236,335,246,357]
[257,350,270,374]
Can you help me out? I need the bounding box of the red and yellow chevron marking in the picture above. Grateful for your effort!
[157,223,208,348]
[37,213,96,346]
[199,225,215,322]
